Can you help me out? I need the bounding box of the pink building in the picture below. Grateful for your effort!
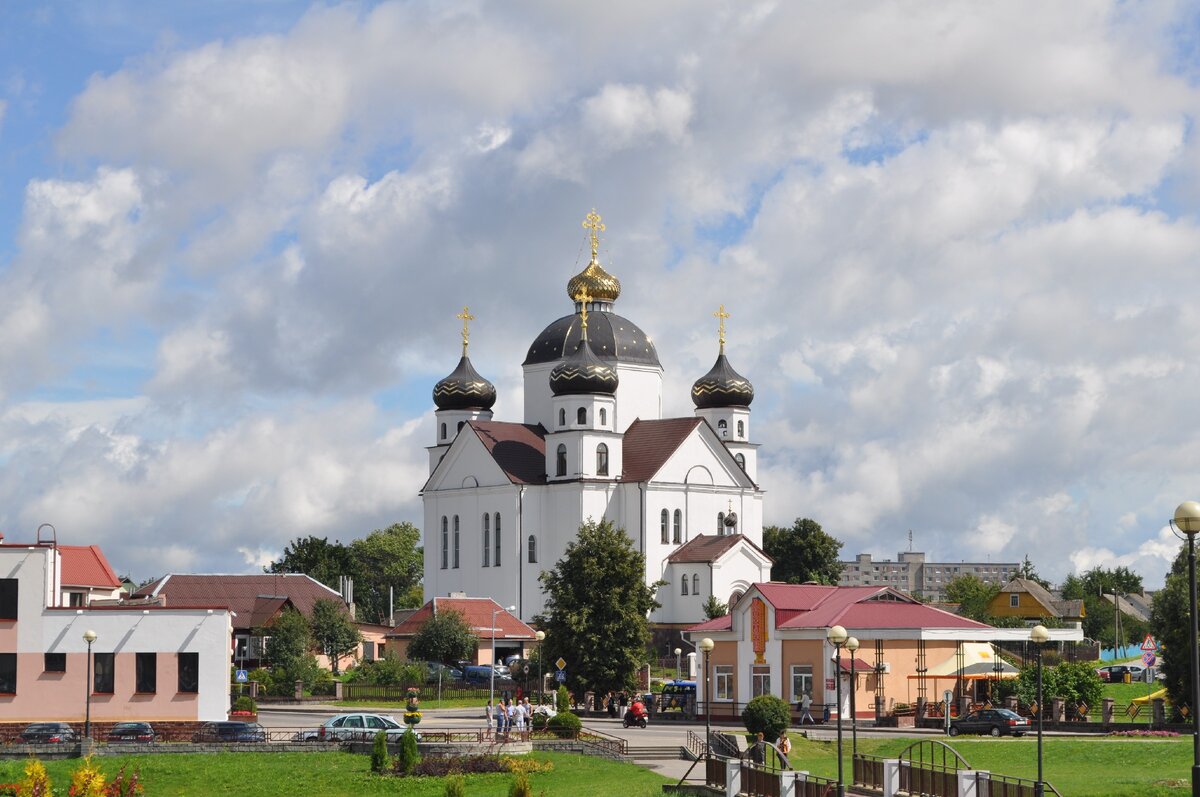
[0,536,232,723]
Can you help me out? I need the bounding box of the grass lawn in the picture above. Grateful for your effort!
[782,733,1189,796]
[0,751,669,797]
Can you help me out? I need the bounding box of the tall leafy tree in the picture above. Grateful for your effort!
[310,598,362,675]
[1063,565,1147,648]
[944,574,1001,622]
[407,608,477,665]
[538,519,661,709]
[762,518,843,585]
[703,595,729,620]
[266,522,424,624]
[1017,555,1051,589]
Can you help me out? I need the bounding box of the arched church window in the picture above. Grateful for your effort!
[717,419,727,430]
[482,514,491,567]
[559,408,566,427]
[494,513,502,566]
[673,509,682,544]
[440,517,448,569]
[440,422,447,441]
[577,407,587,425]
[717,512,725,535]
[596,443,609,476]
[681,577,688,596]
[556,444,567,477]
[661,510,670,544]
[730,590,744,606]
[737,420,744,438]
[735,453,746,470]
[692,573,699,594]
[599,408,607,426]
[452,515,460,569]
[527,535,537,563]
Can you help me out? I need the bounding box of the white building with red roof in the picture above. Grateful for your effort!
[0,535,232,723]
[685,582,1082,719]
[421,213,771,625]
[385,596,537,665]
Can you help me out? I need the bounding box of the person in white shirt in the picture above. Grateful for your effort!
[485,699,493,739]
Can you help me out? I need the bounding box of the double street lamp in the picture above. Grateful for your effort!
[1171,501,1200,797]
[535,630,545,702]
[827,624,848,797]
[699,638,715,766]
[82,629,97,741]
[1030,624,1049,797]
[490,604,517,711]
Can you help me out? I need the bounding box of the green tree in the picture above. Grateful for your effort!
[349,523,425,622]
[538,519,662,709]
[407,608,477,665]
[1013,660,1102,711]
[762,518,843,585]
[742,694,791,739]
[263,608,322,692]
[944,574,1001,623]
[310,598,362,675]
[703,595,729,620]
[266,522,425,624]
[1062,566,1147,648]
[1151,543,1190,710]
[1017,556,1051,589]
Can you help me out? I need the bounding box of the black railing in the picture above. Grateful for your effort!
[899,761,960,797]
[853,752,887,788]
[979,771,1064,797]
[342,682,515,702]
[705,756,727,788]
[794,771,839,797]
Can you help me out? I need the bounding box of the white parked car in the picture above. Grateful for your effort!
[302,713,414,742]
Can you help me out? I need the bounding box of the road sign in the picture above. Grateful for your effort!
[235,669,249,683]
[555,657,567,670]
[555,670,567,683]
[1141,634,1157,651]
[1143,652,1157,667]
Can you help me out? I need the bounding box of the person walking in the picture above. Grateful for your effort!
[800,691,815,725]
[486,699,494,739]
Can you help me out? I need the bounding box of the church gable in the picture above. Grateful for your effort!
[423,426,515,492]
[644,422,754,487]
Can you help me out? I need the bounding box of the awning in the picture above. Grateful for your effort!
[835,657,874,673]
[906,643,1019,681]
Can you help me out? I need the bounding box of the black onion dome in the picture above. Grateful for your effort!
[523,312,661,367]
[691,353,754,408]
[433,355,497,410]
[549,338,619,396]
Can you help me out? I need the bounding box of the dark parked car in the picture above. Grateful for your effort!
[192,721,266,743]
[107,722,155,743]
[949,708,1030,737]
[18,722,77,744]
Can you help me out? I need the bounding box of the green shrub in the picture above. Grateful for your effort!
[556,685,570,713]
[396,728,421,775]
[370,730,391,774]
[231,696,257,713]
[742,694,791,739]
[445,774,466,797]
[546,711,581,738]
[508,772,532,797]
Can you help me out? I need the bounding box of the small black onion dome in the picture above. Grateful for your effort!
[433,355,497,410]
[691,353,754,408]
[549,338,619,396]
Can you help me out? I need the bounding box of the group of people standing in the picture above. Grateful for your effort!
[486,697,533,739]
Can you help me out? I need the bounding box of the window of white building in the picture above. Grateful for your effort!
[714,665,733,701]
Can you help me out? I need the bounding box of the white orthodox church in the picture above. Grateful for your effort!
[421,212,773,626]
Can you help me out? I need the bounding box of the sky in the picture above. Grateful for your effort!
[1,1,1199,589]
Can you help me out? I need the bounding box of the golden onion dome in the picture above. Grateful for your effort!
[566,260,621,303]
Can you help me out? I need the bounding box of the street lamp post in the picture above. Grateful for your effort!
[699,638,715,769]
[82,629,97,741]
[1030,624,1049,797]
[490,604,517,713]
[535,630,545,702]
[675,647,682,680]
[1172,501,1200,797]
[828,624,848,797]
[846,636,860,766]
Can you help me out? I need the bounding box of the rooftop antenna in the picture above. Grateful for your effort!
[908,529,913,552]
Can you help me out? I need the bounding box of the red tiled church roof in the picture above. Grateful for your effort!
[621,418,702,482]
[666,534,771,564]
[469,422,548,484]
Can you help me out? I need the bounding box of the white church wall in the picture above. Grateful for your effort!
[523,362,662,433]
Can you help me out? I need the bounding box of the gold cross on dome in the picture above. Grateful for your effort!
[456,306,475,355]
[582,209,605,262]
[714,304,731,352]
[574,287,592,336]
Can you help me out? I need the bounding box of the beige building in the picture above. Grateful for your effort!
[839,552,1019,601]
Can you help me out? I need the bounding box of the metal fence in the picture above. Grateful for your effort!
[793,771,839,797]
[342,682,515,702]
[980,771,1064,797]
[854,752,887,789]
